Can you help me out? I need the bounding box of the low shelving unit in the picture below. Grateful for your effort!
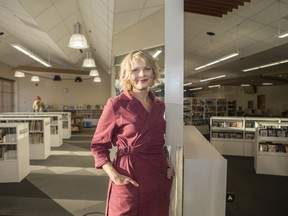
[254,121,288,176]
[0,123,30,182]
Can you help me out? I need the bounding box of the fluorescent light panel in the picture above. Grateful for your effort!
[262,82,273,86]
[11,44,52,67]
[243,58,288,72]
[195,52,239,71]
[208,84,221,88]
[189,87,202,91]
[278,31,288,38]
[153,50,162,58]
[184,82,192,86]
[200,74,226,82]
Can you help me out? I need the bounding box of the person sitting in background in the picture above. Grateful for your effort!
[32,96,45,112]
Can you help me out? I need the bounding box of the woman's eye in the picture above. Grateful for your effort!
[145,67,152,71]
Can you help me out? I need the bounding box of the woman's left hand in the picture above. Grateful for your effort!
[167,167,175,180]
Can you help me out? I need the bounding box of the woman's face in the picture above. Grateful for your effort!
[129,58,154,92]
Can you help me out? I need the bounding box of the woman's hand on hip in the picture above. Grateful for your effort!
[112,173,139,187]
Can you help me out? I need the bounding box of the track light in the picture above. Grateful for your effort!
[53,75,61,81]
[75,77,82,82]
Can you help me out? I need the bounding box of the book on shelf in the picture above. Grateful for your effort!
[259,142,268,152]
[259,129,268,137]
[224,132,230,138]
[218,122,227,128]
[236,122,243,128]
[212,132,218,138]
[218,132,225,138]
[245,122,254,128]
[267,129,277,137]
[276,130,287,137]
[29,133,44,144]
[275,144,286,153]
[235,133,243,139]
[245,133,255,140]
[0,145,17,160]
[268,143,277,152]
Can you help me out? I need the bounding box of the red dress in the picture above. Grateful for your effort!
[91,90,172,216]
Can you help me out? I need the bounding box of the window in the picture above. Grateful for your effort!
[0,78,14,112]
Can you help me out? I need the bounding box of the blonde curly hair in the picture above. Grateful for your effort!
[118,50,161,91]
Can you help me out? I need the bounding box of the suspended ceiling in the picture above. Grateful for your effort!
[0,0,288,87]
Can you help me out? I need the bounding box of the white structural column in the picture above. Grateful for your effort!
[165,0,184,215]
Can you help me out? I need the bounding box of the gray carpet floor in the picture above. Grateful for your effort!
[1,127,287,216]
[0,127,108,216]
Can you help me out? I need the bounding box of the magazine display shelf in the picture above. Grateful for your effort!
[254,121,288,176]
[0,117,50,160]
[0,114,62,147]
[0,123,29,182]
[210,117,285,157]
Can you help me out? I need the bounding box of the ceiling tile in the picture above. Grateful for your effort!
[18,0,54,18]
[115,0,145,13]
[34,6,62,31]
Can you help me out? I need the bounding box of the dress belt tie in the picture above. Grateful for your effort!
[117,146,135,157]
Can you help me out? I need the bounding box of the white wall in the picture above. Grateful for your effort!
[0,62,111,112]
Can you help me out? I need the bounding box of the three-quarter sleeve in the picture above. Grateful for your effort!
[91,99,117,169]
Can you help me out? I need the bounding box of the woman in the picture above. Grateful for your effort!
[91,50,174,215]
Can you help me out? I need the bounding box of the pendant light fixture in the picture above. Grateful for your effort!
[89,68,99,76]
[14,71,25,77]
[82,52,96,67]
[31,76,40,82]
[68,23,89,49]
[93,76,101,82]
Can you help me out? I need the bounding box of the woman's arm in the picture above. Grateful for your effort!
[102,162,139,186]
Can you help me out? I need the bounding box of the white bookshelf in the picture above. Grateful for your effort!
[210,116,284,157]
[254,121,288,176]
[3,112,69,140]
[0,117,51,159]
[0,114,63,147]
[0,123,30,182]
